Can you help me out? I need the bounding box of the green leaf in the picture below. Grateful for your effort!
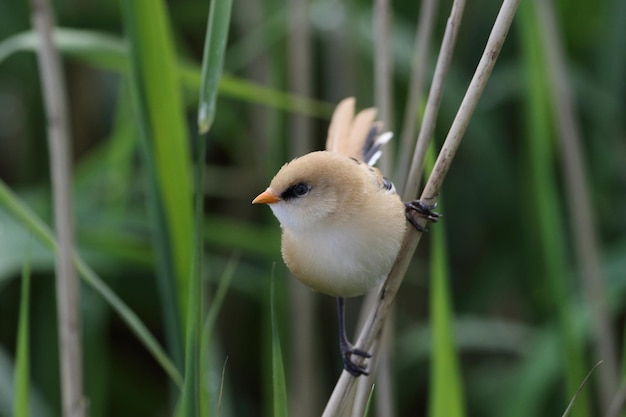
[0,28,128,71]
[183,0,234,412]
[198,0,234,134]
[0,28,332,119]
[122,0,194,329]
[426,145,466,417]
[0,179,183,388]
[514,3,590,416]
[13,257,31,417]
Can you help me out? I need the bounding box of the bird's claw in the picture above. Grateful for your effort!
[404,200,440,232]
[341,343,371,377]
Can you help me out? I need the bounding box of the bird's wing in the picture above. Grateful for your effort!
[325,97,392,166]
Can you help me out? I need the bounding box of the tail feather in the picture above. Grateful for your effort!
[326,97,355,154]
[363,128,393,166]
[325,97,392,166]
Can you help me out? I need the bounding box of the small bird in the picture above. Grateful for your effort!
[253,97,438,376]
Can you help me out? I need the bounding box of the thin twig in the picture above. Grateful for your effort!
[534,0,618,410]
[322,0,520,414]
[396,0,438,186]
[403,0,466,201]
[29,0,85,416]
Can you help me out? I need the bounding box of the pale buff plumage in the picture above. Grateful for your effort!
[252,97,427,376]
[252,98,405,297]
[262,151,405,296]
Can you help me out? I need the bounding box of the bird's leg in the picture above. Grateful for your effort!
[404,199,440,232]
[336,297,371,377]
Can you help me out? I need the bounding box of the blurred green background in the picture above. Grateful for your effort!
[0,0,624,416]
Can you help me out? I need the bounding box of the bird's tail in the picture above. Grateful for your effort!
[325,97,392,166]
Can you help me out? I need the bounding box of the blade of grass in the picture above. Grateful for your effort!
[0,28,332,119]
[121,0,194,386]
[517,2,590,416]
[0,179,183,388]
[199,254,238,417]
[183,0,233,414]
[13,257,31,417]
[216,357,229,417]
[562,361,603,417]
[0,28,128,69]
[535,0,618,408]
[426,144,465,417]
[271,272,288,417]
[122,0,193,324]
[197,0,233,134]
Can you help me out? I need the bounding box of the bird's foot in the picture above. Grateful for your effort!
[341,341,371,377]
[404,200,440,232]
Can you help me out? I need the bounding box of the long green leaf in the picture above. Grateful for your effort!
[0,28,127,70]
[122,0,193,327]
[0,28,332,119]
[515,2,590,417]
[13,257,31,417]
[182,0,233,414]
[0,179,183,388]
[198,0,233,134]
[426,145,466,417]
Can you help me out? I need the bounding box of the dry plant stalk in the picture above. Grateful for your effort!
[322,0,521,414]
[606,380,626,417]
[534,0,618,410]
[29,0,85,416]
[374,0,394,172]
[287,0,321,414]
[354,0,441,413]
[397,0,438,186]
[403,0,466,201]
[370,0,396,414]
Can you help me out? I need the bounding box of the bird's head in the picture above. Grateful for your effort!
[252,151,364,231]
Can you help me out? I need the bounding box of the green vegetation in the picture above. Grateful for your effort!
[0,0,624,416]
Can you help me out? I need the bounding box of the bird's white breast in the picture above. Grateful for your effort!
[280,210,405,297]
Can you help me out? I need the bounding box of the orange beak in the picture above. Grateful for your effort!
[252,188,281,204]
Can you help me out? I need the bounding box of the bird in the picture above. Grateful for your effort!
[252,97,438,376]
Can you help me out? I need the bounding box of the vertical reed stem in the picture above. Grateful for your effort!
[29,0,85,415]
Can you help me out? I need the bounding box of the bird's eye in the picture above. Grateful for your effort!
[293,183,310,197]
[281,182,311,200]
